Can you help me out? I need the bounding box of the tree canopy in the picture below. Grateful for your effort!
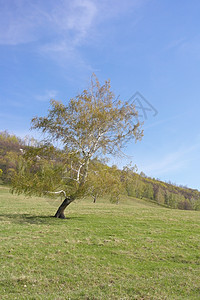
[12,74,143,218]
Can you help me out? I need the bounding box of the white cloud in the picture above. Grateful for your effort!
[166,35,200,60]
[35,90,58,102]
[141,142,200,176]
[0,0,145,71]
[0,1,43,45]
[65,0,97,41]
[0,0,98,71]
[0,0,97,46]
[0,0,143,46]
[166,38,186,51]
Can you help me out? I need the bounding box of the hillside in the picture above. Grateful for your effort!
[126,172,200,210]
[0,131,200,211]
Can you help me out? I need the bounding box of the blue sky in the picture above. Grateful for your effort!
[1,0,200,190]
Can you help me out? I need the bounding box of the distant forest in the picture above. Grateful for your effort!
[0,131,200,211]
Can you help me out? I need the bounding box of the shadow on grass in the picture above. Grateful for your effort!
[0,213,84,225]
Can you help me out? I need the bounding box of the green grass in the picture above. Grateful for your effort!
[0,187,200,299]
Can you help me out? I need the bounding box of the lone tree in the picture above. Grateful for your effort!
[12,75,143,218]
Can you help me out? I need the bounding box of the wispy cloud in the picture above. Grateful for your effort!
[144,111,190,131]
[166,37,186,50]
[141,142,200,176]
[0,1,96,73]
[0,1,44,45]
[0,0,97,47]
[0,0,144,68]
[35,90,58,102]
[166,35,200,60]
[179,37,200,59]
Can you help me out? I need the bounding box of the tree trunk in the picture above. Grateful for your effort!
[93,194,98,203]
[54,157,90,219]
[54,197,73,219]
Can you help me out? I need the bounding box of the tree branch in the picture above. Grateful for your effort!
[46,190,66,197]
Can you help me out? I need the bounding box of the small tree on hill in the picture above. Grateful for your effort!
[86,161,123,203]
[12,74,143,218]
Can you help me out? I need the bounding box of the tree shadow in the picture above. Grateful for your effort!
[0,213,84,225]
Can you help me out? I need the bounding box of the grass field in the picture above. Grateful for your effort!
[0,187,200,299]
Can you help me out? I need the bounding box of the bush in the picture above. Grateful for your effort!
[178,200,193,210]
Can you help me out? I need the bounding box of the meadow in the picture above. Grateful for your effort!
[0,186,200,299]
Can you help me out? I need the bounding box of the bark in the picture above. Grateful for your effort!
[54,197,73,219]
[93,194,98,203]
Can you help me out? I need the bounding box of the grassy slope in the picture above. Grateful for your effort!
[0,187,200,300]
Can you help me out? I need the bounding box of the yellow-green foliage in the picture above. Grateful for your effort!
[1,127,200,211]
[121,168,200,211]
[0,132,23,183]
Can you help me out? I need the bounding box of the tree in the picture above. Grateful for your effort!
[12,74,143,218]
[86,160,122,203]
[0,131,23,183]
[154,186,165,204]
[143,183,154,200]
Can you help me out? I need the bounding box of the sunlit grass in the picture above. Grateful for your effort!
[0,187,200,299]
